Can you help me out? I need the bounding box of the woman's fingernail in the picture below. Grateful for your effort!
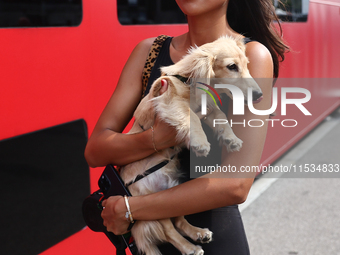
[161,79,166,86]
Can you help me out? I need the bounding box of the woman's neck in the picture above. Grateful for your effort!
[187,16,228,46]
[185,3,240,45]
[170,4,240,63]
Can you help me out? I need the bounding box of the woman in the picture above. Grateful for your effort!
[85,0,288,254]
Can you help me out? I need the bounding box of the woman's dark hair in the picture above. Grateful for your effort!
[227,0,289,78]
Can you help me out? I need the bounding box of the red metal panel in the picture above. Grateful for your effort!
[0,0,339,254]
[260,1,340,167]
[0,0,187,142]
[40,228,131,255]
[0,1,185,254]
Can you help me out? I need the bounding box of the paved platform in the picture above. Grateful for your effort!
[240,107,340,255]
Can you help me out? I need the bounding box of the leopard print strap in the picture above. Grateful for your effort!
[141,35,170,98]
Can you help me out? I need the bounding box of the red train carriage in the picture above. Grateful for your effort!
[0,0,339,254]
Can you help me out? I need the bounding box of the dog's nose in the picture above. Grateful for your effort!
[252,91,263,102]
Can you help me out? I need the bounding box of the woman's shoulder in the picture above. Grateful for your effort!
[136,35,171,52]
[245,41,272,63]
[131,36,171,62]
[134,37,157,55]
[124,37,160,72]
[245,40,273,78]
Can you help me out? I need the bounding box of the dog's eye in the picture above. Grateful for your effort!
[227,64,239,72]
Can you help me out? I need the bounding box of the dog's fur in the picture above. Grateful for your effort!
[119,36,262,255]
[162,35,263,154]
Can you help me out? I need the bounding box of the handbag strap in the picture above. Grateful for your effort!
[141,34,170,98]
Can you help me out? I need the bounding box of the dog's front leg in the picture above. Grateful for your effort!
[173,216,213,244]
[190,109,211,157]
[203,108,243,152]
[159,218,204,255]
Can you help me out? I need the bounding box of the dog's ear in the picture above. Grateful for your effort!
[150,77,173,98]
[161,47,216,79]
[234,35,246,52]
[150,78,163,98]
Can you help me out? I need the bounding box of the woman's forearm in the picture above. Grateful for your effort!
[85,128,155,167]
[85,38,161,167]
[85,111,181,167]
[127,176,254,221]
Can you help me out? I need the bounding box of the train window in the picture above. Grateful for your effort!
[0,119,90,255]
[274,0,309,22]
[117,0,187,25]
[0,0,82,28]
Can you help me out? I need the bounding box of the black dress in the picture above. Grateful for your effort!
[144,37,250,255]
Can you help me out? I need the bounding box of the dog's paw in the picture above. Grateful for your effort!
[216,127,243,152]
[191,138,210,157]
[221,135,243,152]
[185,245,204,255]
[196,229,213,244]
[191,144,211,157]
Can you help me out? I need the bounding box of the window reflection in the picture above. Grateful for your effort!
[274,0,309,22]
[117,0,187,25]
[0,0,82,28]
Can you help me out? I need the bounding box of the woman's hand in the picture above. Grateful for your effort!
[101,196,130,235]
[152,114,179,151]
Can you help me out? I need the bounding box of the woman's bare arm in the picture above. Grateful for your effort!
[85,38,178,167]
[102,41,275,234]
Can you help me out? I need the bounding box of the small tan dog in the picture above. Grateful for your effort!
[120,76,209,255]
[119,36,262,255]
[162,35,263,154]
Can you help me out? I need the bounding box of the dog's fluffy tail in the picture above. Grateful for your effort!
[132,220,167,255]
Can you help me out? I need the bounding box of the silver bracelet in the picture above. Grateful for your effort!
[124,195,134,223]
